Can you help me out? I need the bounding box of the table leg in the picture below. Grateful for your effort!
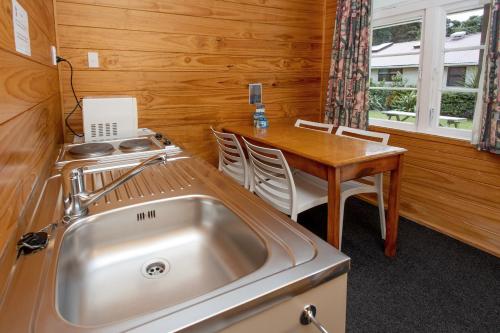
[327,167,341,248]
[385,155,404,257]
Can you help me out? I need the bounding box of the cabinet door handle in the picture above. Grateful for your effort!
[300,304,329,333]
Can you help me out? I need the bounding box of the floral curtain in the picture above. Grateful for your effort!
[478,0,500,154]
[324,0,371,129]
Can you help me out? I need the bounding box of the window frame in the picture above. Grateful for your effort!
[369,0,490,140]
[446,66,467,86]
[377,68,405,82]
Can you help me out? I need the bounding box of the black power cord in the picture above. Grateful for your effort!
[56,56,84,138]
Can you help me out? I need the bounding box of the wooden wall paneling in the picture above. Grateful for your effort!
[360,127,500,256]
[219,0,321,12]
[319,0,337,118]
[58,49,322,73]
[57,26,322,57]
[59,71,321,92]
[16,0,57,41]
[62,101,321,143]
[0,0,57,67]
[0,50,59,123]
[56,2,322,43]
[57,0,322,29]
[61,88,321,109]
[55,0,327,162]
[0,96,62,246]
[0,0,62,293]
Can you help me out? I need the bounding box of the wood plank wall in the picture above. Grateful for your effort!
[365,128,500,256]
[0,0,62,291]
[55,0,337,165]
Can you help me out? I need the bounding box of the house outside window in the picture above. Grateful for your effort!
[369,0,490,140]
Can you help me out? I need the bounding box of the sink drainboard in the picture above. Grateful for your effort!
[142,258,170,279]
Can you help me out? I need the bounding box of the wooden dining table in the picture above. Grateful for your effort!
[223,124,407,257]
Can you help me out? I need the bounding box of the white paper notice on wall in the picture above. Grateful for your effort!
[12,0,31,56]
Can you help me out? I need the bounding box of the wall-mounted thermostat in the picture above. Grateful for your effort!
[249,83,262,105]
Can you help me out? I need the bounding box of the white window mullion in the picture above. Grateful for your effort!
[417,7,447,133]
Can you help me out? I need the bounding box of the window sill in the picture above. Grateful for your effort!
[368,124,474,148]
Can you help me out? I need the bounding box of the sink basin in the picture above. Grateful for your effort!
[56,196,268,326]
[0,157,349,333]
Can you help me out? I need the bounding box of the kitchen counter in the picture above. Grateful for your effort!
[0,154,350,332]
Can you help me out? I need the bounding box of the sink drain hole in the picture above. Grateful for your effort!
[141,258,170,279]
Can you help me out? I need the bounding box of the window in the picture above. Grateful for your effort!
[439,8,485,133]
[378,68,405,82]
[446,66,467,86]
[369,20,422,128]
[369,0,490,140]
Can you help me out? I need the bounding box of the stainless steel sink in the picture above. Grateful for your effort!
[56,196,268,326]
[0,157,349,333]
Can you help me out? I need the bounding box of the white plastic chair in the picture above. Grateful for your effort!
[336,126,390,247]
[294,126,390,248]
[211,127,250,189]
[295,119,334,133]
[243,138,328,221]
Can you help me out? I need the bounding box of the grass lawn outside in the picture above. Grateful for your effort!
[369,111,473,130]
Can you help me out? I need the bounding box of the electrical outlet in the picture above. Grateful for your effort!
[50,46,57,65]
[88,51,99,68]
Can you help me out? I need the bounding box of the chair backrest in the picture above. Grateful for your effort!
[295,119,334,133]
[336,126,390,145]
[211,127,249,188]
[243,138,296,217]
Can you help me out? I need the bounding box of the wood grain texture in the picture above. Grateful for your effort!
[58,49,322,73]
[0,0,62,293]
[58,0,322,20]
[56,2,321,43]
[55,0,329,150]
[319,0,337,115]
[57,26,322,57]
[0,50,59,124]
[0,0,57,67]
[223,124,406,168]
[363,127,500,257]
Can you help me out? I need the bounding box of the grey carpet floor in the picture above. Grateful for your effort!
[297,198,500,333]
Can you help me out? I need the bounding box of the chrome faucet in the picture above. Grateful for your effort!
[62,153,167,219]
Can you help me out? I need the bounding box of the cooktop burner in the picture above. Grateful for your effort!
[68,143,115,158]
[118,138,152,152]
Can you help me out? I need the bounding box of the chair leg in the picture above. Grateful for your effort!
[245,163,253,190]
[338,194,348,250]
[376,175,386,240]
[377,192,386,240]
